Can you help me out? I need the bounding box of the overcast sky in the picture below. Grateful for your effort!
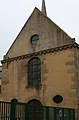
[0,0,79,64]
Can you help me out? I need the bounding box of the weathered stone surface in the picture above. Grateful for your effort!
[1,48,78,109]
[1,7,79,119]
[5,8,75,58]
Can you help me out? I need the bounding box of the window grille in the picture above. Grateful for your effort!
[28,57,41,86]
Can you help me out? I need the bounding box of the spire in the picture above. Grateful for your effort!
[41,0,47,16]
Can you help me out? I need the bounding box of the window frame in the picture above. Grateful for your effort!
[30,34,39,45]
[28,57,41,86]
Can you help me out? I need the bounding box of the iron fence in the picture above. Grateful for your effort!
[0,101,75,120]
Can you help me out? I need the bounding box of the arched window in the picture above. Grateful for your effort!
[11,98,18,103]
[28,57,41,86]
[27,99,43,120]
[10,98,18,119]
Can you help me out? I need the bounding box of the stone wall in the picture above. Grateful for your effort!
[1,47,77,108]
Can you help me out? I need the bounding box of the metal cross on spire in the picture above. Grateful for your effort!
[41,0,47,16]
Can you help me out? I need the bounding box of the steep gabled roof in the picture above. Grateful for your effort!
[5,7,75,59]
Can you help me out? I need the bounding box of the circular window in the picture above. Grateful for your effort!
[53,95,63,104]
[30,34,39,45]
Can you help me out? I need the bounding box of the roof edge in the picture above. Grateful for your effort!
[5,7,76,57]
[2,43,79,64]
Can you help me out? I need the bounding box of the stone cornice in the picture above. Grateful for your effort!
[1,43,79,64]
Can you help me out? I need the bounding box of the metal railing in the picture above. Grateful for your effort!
[0,101,75,120]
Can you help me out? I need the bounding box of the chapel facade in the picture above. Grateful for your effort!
[1,0,79,119]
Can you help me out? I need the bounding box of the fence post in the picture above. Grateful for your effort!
[46,107,49,120]
[73,109,75,120]
[54,107,57,120]
[10,102,16,120]
[25,104,29,120]
[68,109,75,120]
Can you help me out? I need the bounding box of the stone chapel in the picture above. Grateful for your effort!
[1,0,79,119]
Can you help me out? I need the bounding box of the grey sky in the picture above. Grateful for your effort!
[0,0,79,64]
